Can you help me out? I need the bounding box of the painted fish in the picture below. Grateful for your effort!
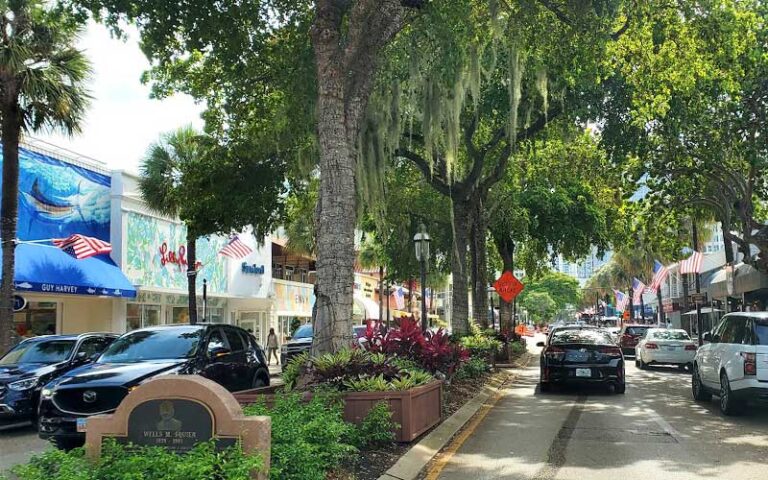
[113,289,122,296]
[23,179,76,218]
[87,288,96,294]
[15,282,33,289]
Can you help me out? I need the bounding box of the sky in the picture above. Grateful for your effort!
[35,22,204,173]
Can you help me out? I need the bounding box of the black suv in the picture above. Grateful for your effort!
[38,324,269,449]
[0,333,117,426]
[280,324,313,365]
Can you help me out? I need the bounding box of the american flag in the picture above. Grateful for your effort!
[53,234,112,260]
[632,278,646,304]
[648,260,669,293]
[218,235,252,259]
[614,289,629,313]
[679,251,704,274]
[394,287,405,310]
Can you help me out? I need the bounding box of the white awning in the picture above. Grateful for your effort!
[682,307,724,316]
[354,294,381,320]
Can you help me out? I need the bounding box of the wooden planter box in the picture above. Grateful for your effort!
[343,380,443,442]
[233,380,443,443]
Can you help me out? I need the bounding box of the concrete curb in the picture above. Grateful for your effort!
[377,353,532,480]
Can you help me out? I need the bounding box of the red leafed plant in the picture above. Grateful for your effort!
[361,316,468,376]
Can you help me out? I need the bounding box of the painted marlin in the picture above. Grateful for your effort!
[23,179,77,218]
[87,288,97,294]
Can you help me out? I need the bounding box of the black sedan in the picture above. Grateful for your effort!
[537,329,626,394]
[38,324,269,449]
[0,333,117,426]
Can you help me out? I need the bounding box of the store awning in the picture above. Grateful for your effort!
[354,294,380,320]
[9,243,136,298]
[682,307,724,315]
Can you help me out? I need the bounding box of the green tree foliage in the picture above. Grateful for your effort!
[519,271,581,311]
[140,127,286,324]
[521,291,557,322]
[0,1,91,352]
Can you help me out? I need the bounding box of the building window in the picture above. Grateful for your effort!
[197,306,224,323]
[126,304,161,331]
[14,302,57,337]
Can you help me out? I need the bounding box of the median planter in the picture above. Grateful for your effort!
[343,380,443,442]
[233,380,443,443]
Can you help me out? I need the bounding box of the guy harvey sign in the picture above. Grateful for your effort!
[159,242,203,271]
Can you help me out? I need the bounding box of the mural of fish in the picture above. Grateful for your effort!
[23,179,77,219]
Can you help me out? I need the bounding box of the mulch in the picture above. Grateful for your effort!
[339,368,508,480]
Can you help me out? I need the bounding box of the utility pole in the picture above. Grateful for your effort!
[693,223,704,346]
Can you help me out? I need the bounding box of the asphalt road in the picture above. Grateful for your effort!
[435,335,768,480]
[0,423,50,474]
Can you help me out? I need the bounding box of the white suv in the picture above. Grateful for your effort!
[692,313,768,415]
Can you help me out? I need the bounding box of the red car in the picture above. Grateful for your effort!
[619,325,652,355]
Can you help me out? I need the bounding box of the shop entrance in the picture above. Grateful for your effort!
[14,301,58,337]
[238,311,269,345]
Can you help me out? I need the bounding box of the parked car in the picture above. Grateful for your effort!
[618,324,653,355]
[606,327,622,342]
[544,324,597,345]
[635,328,697,371]
[691,312,768,415]
[0,333,117,425]
[38,324,269,449]
[280,323,313,365]
[537,328,626,394]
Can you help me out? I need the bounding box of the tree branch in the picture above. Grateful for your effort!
[395,147,451,196]
[536,0,574,26]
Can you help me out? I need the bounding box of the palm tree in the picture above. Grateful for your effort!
[139,127,205,325]
[0,2,91,353]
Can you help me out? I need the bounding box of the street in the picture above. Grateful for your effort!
[432,336,768,480]
[0,424,49,473]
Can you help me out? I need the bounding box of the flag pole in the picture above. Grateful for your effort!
[693,223,704,345]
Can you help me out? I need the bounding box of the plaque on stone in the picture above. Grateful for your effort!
[84,376,270,480]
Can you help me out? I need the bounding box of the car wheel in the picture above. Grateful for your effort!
[692,364,712,402]
[639,357,647,370]
[51,436,83,451]
[719,371,742,416]
[615,382,626,394]
[635,358,641,368]
[252,372,269,389]
[678,364,687,372]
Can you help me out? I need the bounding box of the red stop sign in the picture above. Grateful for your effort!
[494,271,524,303]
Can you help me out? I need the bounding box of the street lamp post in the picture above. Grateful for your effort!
[413,224,431,332]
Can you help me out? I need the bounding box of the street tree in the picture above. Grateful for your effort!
[140,127,286,325]
[70,0,431,355]
[0,1,91,353]
[521,291,557,324]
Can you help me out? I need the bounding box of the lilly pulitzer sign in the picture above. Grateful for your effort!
[0,147,111,242]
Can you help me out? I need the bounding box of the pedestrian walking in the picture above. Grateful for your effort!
[266,328,279,365]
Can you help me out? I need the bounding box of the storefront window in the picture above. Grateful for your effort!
[196,307,224,323]
[14,302,57,337]
[126,304,162,331]
[171,306,191,324]
[238,311,268,345]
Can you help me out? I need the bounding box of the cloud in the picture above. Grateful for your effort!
[35,22,204,172]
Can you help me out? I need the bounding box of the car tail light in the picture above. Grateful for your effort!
[599,346,622,357]
[685,344,697,351]
[741,352,757,376]
[544,346,565,360]
[645,343,659,350]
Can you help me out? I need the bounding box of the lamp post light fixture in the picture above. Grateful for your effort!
[413,224,431,331]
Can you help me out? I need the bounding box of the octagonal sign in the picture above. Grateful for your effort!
[494,271,524,303]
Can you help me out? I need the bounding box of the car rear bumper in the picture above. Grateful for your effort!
[642,350,696,365]
[542,364,624,385]
[730,377,768,395]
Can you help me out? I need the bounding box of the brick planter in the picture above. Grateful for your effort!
[233,380,443,443]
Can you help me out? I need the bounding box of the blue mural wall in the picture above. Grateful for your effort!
[0,147,111,242]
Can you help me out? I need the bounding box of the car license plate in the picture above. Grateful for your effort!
[575,368,591,378]
[663,346,676,351]
[76,418,87,433]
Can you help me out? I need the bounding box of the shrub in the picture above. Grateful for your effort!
[456,356,490,380]
[459,322,503,357]
[244,393,357,480]
[353,402,398,447]
[282,351,309,390]
[11,440,262,480]
[361,316,469,376]
[509,340,527,355]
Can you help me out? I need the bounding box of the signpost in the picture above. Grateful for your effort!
[690,292,707,304]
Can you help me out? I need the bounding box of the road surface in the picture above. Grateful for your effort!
[0,423,49,474]
[433,335,768,480]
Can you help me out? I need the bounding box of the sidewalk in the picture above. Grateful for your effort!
[268,364,282,377]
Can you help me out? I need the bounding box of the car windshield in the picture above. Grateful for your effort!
[353,326,367,338]
[0,340,75,365]
[551,330,613,345]
[649,330,690,341]
[754,319,768,345]
[625,326,650,336]
[292,325,313,339]
[98,328,203,363]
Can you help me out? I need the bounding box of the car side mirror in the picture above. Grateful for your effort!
[536,341,545,347]
[702,332,712,342]
[209,347,231,359]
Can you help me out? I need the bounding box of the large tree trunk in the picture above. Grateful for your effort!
[0,103,21,354]
[450,197,471,335]
[186,235,197,325]
[310,1,407,355]
[470,194,489,328]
